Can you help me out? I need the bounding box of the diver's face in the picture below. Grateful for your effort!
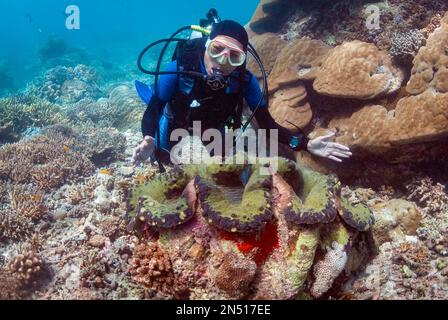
[204,36,246,76]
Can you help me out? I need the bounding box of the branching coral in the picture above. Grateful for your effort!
[393,241,432,277]
[0,94,68,140]
[129,241,175,295]
[80,249,107,289]
[0,268,22,300]
[406,177,448,215]
[0,209,33,243]
[0,134,95,190]
[9,185,48,221]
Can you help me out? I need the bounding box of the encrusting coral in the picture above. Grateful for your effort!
[311,241,348,298]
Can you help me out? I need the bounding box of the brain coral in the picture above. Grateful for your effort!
[313,40,404,99]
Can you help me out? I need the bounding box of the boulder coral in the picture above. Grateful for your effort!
[313,41,404,100]
[247,33,287,79]
[327,13,448,160]
[269,38,332,91]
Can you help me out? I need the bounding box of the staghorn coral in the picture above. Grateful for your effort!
[0,209,33,243]
[0,134,95,190]
[406,177,448,215]
[129,241,175,296]
[311,241,348,298]
[389,29,426,66]
[80,249,107,289]
[9,185,48,221]
[314,40,404,100]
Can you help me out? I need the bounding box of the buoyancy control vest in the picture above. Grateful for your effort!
[165,37,246,133]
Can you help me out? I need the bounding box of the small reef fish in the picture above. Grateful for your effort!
[99,169,112,175]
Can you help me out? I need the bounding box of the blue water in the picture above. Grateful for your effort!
[0,0,259,91]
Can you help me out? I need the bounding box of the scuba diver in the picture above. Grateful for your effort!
[131,11,352,168]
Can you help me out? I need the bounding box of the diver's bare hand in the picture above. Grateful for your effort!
[131,136,155,167]
[307,131,352,163]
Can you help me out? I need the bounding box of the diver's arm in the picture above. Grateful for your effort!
[141,95,166,138]
[140,60,179,138]
[244,72,309,151]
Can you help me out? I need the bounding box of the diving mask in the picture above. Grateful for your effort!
[206,37,247,67]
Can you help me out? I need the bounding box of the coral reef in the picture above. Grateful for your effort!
[30,65,101,104]
[314,40,404,100]
[0,209,33,243]
[389,29,426,66]
[0,94,68,142]
[406,177,448,215]
[2,0,448,301]
[0,134,95,190]
[129,241,175,296]
[311,241,348,298]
